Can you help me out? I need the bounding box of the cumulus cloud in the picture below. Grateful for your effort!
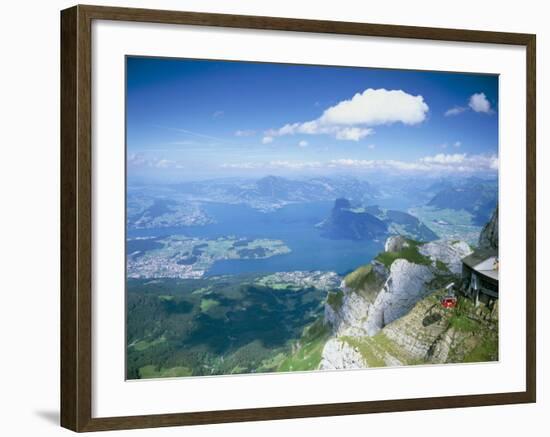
[268,121,331,137]
[420,153,466,164]
[262,136,274,144]
[320,88,429,126]
[445,106,468,117]
[221,160,322,170]
[298,140,308,147]
[330,153,497,173]
[235,129,256,137]
[334,127,372,141]
[327,158,430,172]
[220,162,262,169]
[445,92,495,116]
[469,92,493,113]
[220,153,498,173]
[269,160,322,169]
[265,88,428,142]
[419,153,498,172]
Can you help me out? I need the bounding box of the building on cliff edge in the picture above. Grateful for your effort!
[461,248,499,308]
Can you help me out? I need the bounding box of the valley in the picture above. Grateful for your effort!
[126,273,331,379]
[126,174,498,379]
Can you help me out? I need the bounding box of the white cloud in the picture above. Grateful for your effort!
[220,162,261,169]
[235,129,256,137]
[419,153,498,172]
[368,144,376,150]
[266,121,374,142]
[320,88,429,126]
[334,127,372,141]
[269,160,322,169]
[128,154,178,169]
[337,153,498,173]
[262,136,274,144]
[220,160,322,170]
[265,88,428,142]
[220,153,497,174]
[298,140,308,147]
[155,159,176,168]
[128,153,148,166]
[445,106,467,117]
[420,153,466,164]
[453,141,462,148]
[327,159,430,171]
[328,158,373,168]
[469,92,493,113]
[445,92,495,116]
[268,121,324,136]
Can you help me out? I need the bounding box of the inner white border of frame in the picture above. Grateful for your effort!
[92,19,526,418]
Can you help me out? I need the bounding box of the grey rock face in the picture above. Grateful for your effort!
[365,259,434,336]
[320,236,478,370]
[479,206,498,250]
[382,298,452,362]
[330,289,373,336]
[325,263,389,337]
[384,235,410,252]
[319,338,366,370]
[419,240,472,274]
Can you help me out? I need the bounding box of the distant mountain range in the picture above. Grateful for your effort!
[427,177,498,225]
[318,199,438,242]
[127,174,498,219]
[126,193,214,229]
[149,176,380,211]
[170,175,381,211]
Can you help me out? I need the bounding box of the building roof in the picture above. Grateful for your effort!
[478,268,498,281]
[462,248,498,269]
[462,248,499,283]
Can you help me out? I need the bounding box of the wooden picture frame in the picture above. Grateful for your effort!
[60,4,536,432]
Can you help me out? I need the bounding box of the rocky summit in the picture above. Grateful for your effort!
[319,235,498,370]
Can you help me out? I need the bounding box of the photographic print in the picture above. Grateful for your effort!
[125,57,499,380]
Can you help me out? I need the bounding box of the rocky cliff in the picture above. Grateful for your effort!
[478,206,498,250]
[319,236,499,370]
[321,288,498,370]
[323,236,471,336]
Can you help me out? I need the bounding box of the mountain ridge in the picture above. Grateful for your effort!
[318,199,438,242]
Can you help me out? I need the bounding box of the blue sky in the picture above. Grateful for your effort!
[126,56,498,182]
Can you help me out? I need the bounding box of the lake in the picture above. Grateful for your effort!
[127,201,383,276]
